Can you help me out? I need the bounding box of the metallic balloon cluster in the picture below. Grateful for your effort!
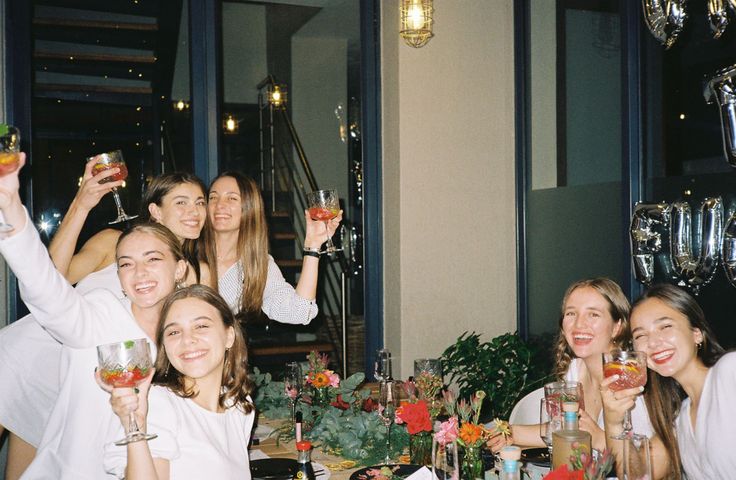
[630,197,736,293]
[705,64,736,167]
[642,0,736,47]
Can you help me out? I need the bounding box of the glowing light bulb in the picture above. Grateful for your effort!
[176,100,185,111]
[225,116,236,132]
[408,2,425,30]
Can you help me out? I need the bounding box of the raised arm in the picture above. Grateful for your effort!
[294,209,343,300]
[48,157,122,283]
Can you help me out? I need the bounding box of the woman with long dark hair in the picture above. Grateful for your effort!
[602,283,729,479]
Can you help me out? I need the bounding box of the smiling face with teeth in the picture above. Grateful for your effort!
[562,286,623,361]
[161,296,235,390]
[148,182,206,241]
[207,176,242,234]
[631,297,704,380]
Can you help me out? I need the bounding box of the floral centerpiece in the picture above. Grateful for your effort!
[304,351,341,408]
[395,398,433,466]
[543,448,613,480]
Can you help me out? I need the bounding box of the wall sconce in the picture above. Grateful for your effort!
[223,114,239,134]
[267,84,287,108]
[400,0,434,48]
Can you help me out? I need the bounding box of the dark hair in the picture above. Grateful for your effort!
[552,278,631,379]
[140,172,207,283]
[634,284,724,480]
[203,172,269,317]
[116,222,186,267]
[153,284,254,413]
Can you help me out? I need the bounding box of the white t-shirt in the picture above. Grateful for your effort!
[104,386,254,479]
[0,262,122,447]
[218,255,317,323]
[0,214,154,479]
[676,352,736,480]
[566,358,653,437]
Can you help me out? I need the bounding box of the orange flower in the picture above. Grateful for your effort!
[458,423,483,445]
[311,372,330,388]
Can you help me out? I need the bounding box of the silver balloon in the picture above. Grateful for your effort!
[722,211,736,288]
[642,0,687,49]
[708,0,729,39]
[705,64,736,168]
[630,202,671,285]
[670,197,723,292]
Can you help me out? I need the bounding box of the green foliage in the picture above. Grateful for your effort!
[440,332,554,421]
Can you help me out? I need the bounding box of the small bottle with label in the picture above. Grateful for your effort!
[551,401,591,471]
[293,440,316,480]
[498,445,521,480]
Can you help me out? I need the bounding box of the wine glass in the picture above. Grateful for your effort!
[284,362,303,427]
[378,381,400,465]
[602,350,648,439]
[88,150,138,224]
[623,433,652,480]
[374,349,392,382]
[97,338,157,445]
[0,125,22,232]
[539,397,561,459]
[306,189,342,254]
[432,438,459,480]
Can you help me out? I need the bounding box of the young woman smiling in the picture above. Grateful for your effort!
[0,153,189,478]
[102,285,255,479]
[602,284,729,479]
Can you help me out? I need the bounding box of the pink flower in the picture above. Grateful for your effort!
[327,370,340,388]
[285,386,298,400]
[434,416,459,445]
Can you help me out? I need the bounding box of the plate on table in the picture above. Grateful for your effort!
[250,458,298,480]
[521,447,550,467]
[349,464,422,480]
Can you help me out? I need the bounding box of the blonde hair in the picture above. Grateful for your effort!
[203,172,269,319]
[552,278,631,379]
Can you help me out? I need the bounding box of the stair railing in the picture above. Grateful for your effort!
[257,75,352,377]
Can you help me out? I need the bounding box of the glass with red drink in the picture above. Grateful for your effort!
[87,150,138,224]
[306,189,342,254]
[602,349,647,439]
[97,338,157,445]
[0,125,22,232]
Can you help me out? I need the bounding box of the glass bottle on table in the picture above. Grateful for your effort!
[551,401,591,471]
[499,446,521,480]
[293,440,316,480]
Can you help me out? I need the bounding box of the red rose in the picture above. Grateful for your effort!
[396,400,432,434]
[543,465,584,480]
[362,397,378,412]
[330,394,350,410]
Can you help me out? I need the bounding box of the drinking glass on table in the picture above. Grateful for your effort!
[432,438,459,480]
[623,433,652,480]
[88,150,137,224]
[539,397,561,458]
[602,350,647,439]
[306,189,341,254]
[374,348,393,382]
[0,125,22,232]
[284,362,303,427]
[378,381,400,465]
[97,339,156,445]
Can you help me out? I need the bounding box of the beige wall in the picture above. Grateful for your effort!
[381,0,517,378]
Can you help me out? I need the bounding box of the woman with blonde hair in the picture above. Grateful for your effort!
[203,171,341,323]
[489,278,652,453]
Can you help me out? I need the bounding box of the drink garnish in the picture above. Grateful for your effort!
[124,340,135,349]
[0,124,8,136]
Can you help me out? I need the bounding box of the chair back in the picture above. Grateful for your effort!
[509,387,545,424]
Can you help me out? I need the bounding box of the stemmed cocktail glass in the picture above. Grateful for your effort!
[378,380,400,465]
[374,349,392,382]
[284,362,303,428]
[306,189,341,254]
[602,350,647,439]
[539,397,561,460]
[97,338,157,445]
[0,125,22,232]
[88,150,138,224]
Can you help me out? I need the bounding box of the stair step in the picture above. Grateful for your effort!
[269,210,290,218]
[34,51,156,65]
[271,232,296,241]
[275,259,302,269]
[35,0,160,17]
[34,17,158,32]
[35,84,152,106]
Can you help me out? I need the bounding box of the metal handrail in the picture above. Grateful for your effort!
[257,75,352,376]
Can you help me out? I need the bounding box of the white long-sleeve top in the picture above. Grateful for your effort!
[218,255,318,324]
[0,213,155,480]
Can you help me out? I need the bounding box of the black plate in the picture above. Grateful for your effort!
[251,458,299,480]
[349,464,422,480]
[521,448,550,467]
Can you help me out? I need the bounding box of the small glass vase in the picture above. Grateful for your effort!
[410,431,433,467]
[461,445,484,480]
[312,387,331,409]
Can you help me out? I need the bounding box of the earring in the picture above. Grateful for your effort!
[121,289,127,298]
[175,279,186,290]
[697,341,703,350]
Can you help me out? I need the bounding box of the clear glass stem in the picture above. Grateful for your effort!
[324,221,336,252]
[622,409,633,436]
[127,411,141,436]
[111,188,126,217]
[384,422,392,464]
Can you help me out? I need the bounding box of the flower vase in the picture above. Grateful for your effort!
[461,445,484,480]
[410,431,433,467]
[312,387,331,409]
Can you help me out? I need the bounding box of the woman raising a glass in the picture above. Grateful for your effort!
[0,152,189,478]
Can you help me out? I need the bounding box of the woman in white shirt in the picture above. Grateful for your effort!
[203,172,341,323]
[103,285,255,479]
[489,278,652,454]
[604,284,728,480]
[0,153,189,478]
